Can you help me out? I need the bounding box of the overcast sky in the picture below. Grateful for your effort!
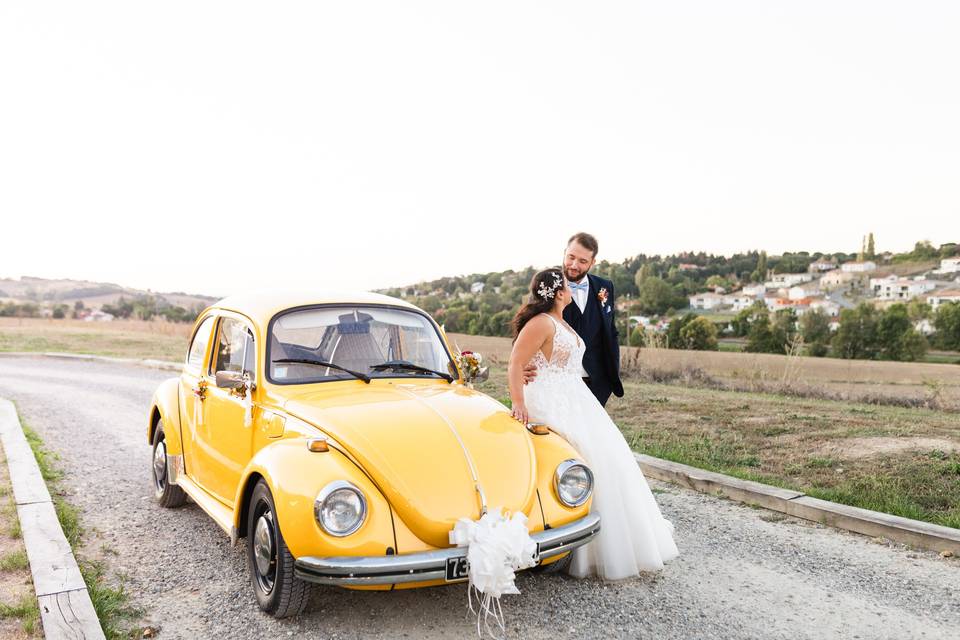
[1,2,957,297]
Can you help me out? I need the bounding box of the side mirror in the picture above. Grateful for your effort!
[216,370,253,397]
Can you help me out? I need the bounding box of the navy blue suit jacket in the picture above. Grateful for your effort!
[562,273,624,406]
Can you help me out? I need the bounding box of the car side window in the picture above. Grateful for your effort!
[213,318,255,375]
[187,316,216,371]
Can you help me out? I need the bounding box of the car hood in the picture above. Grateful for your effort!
[284,382,537,548]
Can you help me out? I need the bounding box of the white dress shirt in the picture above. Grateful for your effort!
[570,276,590,377]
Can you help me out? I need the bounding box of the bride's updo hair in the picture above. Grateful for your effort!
[511,267,565,339]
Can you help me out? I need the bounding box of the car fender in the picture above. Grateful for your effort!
[529,430,593,527]
[234,437,396,559]
[148,377,183,455]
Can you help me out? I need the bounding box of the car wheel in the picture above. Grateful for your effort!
[152,420,187,508]
[533,550,573,574]
[247,480,312,618]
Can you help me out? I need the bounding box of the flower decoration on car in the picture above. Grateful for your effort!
[455,350,485,386]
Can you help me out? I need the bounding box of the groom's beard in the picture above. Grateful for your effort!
[564,267,588,282]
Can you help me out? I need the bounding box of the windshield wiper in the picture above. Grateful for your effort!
[272,358,371,383]
[369,360,454,383]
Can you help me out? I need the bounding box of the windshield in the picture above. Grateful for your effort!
[268,305,457,384]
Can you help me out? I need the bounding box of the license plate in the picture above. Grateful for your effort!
[445,556,469,581]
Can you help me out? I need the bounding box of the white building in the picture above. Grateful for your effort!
[809,298,841,316]
[769,273,814,287]
[915,319,935,336]
[841,260,877,273]
[808,259,837,273]
[870,275,937,301]
[723,294,756,311]
[820,270,857,289]
[470,282,485,294]
[788,283,821,301]
[83,310,114,322]
[741,283,766,297]
[926,289,960,311]
[934,257,960,274]
[688,292,725,310]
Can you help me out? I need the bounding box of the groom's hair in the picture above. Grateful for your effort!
[568,232,598,258]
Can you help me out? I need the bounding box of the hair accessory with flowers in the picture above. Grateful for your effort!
[536,272,564,300]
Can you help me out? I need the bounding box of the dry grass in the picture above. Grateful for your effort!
[450,332,960,411]
[473,366,960,529]
[0,318,190,361]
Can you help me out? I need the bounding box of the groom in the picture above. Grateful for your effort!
[561,232,624,407]
[525,232,624,407]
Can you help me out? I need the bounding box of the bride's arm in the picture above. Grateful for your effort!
[508,316,551,425]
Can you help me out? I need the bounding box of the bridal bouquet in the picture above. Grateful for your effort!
[455,350,487,387]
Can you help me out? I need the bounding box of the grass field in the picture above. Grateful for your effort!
[451,332,960,411]
[3,318,959,529]
[473,368,960,530]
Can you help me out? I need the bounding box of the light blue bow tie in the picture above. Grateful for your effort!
[569,281,589,291]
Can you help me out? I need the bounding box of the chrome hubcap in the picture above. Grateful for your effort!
[254,513,275,578]
[153,441,167,489]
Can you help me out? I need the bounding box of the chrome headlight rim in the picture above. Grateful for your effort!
[553,459,593,508]
[314,480,367,537]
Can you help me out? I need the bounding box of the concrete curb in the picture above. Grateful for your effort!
[0,399,105,640]
[0,351,181,372]
[635,453,960,556]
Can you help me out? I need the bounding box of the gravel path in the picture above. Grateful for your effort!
[0,355,957,640]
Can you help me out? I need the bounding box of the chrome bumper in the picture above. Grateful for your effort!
[294,512,601,586]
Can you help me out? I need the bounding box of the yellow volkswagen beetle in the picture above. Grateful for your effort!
[147,292,599,617]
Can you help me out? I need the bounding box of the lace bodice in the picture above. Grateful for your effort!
[529,314,586,377]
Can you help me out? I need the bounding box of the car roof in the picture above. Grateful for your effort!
[209,291,420,327]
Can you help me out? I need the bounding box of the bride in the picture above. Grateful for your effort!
[507,267,679,580]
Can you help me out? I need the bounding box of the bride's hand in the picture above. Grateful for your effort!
[522,362,538,385]
[511,402,529,425]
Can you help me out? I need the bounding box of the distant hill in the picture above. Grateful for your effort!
[0,276,217,309]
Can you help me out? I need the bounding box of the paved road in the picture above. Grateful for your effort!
[0,355,957,640]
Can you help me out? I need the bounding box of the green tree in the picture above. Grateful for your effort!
[907,299,932,323]
[730,301,767,337]
[666,313,697,349]
[628,325,646,347]
[831,303,880,359]
[933,301,960,350]
[51,304,68,319]
[800,309,832,357]
[744,314,777,353]
[867,232,876,259]
[639,277,684,315]
[679,316,719,351]
[876,304,927,361]
[751,251,768,283]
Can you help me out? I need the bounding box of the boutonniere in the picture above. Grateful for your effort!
[597,288,609,306]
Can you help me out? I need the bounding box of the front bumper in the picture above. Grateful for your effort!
[294,512,601,586]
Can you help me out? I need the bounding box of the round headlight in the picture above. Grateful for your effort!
[554,460,593,507]
[314,481,367,537]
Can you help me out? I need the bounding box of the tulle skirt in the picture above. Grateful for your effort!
[525,371,679,579]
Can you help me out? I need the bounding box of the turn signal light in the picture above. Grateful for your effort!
[307,438,329,453]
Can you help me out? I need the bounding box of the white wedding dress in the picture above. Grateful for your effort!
[524,314,679,580]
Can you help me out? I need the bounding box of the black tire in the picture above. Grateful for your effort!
[152,420,187,508]
[533,551,573,574]
[247,480,312,618]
